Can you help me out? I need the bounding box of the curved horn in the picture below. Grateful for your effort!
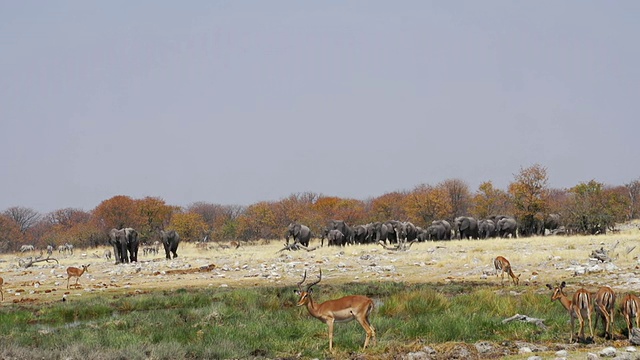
[297,270,307,291]
[306,268,322,291]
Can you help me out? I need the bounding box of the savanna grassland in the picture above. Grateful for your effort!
[1,225,640,359]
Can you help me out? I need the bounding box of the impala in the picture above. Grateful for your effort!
[547,281,594,342]
[294,269,376,352]
[494,256,520,286]
[593,286,616,339]
[66,264,90,289]
[621,293,640,340]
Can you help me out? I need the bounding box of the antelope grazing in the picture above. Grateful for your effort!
[295,269,376,352]
[494,256,520,286]
[66,264,90,289]
[547,281,594,343]
[593,286,616,339]
[621,293,640,340]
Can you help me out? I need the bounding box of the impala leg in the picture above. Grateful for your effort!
[356,316,376,349]
[327,319,334,352]
[587,309,594,339]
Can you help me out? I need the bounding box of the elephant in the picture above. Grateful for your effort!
[425,223,448,240]
[159,229,180,259]
[393,221,418,244]
[286,223,311,247]
[329,220,354,245]
[326,229,345,246]
[109,228,139,264]
[352,225,369,244]
[496,217,518,238]
[454,216,479,240]
[478,219,497,239]
[544,214,561,235]
[371,222,391,243]
[431,220,452,240]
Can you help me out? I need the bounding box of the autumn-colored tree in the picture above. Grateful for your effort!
[3,206,41,233]
[472,181,512,219]
[0,214,23,253]
[625,178,640,220]
[169,212,208,243]
[37,208,101,248]
[187,202,244,240]
[405,184,452,226]
[136,197,177,241]
[236,201,279,241]
[311,196,367,230]
[92,195,143,232]
[565,180,628,234]
[370,192,407,221]
[508,164,550,236]
[439,179,472,219]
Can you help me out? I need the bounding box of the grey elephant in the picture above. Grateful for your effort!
[431,220,452,240]
[371,222,391,243]
[286,223,311,247]
[478,219,497,239]
[425,223,448,240]
[352,225,369,244]
[496,217,518,238]
[393,221,418,244]
[454,216,479,240]
[326,229,345,246]
[109,228,139,264]
[544,214,561,235]
[159,229,180,259]
[329,220,354,245]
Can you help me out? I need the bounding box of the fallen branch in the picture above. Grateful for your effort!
[378,240,417,252]
[19,255,60,268]
[277,243,318,253]
[502,314,547,330]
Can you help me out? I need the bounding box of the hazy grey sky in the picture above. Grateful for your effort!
[1,2,639,213]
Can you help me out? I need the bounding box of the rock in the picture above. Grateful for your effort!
[474,341,493,354]
[586,353,598,360]
[599,347,616,357]
[527,357,543,360]
[555,350,568,357]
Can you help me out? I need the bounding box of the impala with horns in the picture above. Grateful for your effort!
[294,269,376,352]
[547,281,593,343]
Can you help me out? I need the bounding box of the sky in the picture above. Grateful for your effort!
[1,1,639,214]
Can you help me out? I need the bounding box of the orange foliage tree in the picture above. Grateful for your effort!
[472,181,512,219]
[92,195,143,232]
[508,164,550,236]
[370,192,407,222]
[136,197,177,241]
[187,202,243,241]
[439,179,472,219]
[236,201,279,241]
[169,212,208,242]
[0,214,23,253]
[565,180,628,234]
[405,184,452,226]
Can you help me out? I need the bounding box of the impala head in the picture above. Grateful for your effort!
[294,269,322,306]
[546,281,566,301]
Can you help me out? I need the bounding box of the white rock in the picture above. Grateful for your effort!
[599,347,616,357]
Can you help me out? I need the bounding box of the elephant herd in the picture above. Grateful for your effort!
[287,214,561,247]
[107,228,181,265]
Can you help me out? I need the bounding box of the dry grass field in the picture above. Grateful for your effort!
[1,224,639,306]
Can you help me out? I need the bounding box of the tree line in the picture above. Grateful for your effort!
[1,164,638,253]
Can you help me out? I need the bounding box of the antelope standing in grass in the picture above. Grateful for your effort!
[621,293,640,340]
[66,264,90,289]
[294,269,376,352]
[494,256,520,286]
[593,286,616,339]
[547,281,593,343]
